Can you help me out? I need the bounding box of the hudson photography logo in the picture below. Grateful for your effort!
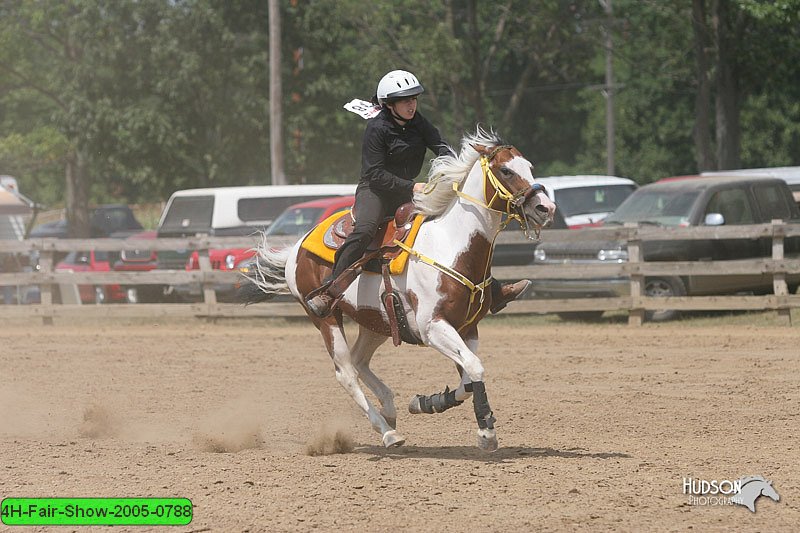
[683,475,780,512]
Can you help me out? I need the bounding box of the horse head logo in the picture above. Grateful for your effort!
[730,476,780,513]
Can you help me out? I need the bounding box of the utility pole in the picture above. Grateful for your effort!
[269,0,286,185]
[600,0,615,176]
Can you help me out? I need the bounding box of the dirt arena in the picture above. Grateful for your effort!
[1,313,799,532]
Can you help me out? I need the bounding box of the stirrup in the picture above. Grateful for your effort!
[306,292,334,318]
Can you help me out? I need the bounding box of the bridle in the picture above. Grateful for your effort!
[453,144,547,240]
[394,144,549,331]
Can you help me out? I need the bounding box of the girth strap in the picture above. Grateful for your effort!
[392,239,493,331]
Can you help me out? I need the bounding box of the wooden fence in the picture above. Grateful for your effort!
[1,220,799,326]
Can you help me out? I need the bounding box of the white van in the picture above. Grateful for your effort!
[156,184,355,269]
[534,175,638,228]
[157,184,356,237]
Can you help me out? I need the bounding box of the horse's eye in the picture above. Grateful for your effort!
[500,167,513,176]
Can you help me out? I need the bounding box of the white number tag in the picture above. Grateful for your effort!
[343,98,381,119]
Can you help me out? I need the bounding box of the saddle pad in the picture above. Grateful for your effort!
[300,209,425,275]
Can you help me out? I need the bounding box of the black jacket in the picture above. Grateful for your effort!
[360,108,450,195]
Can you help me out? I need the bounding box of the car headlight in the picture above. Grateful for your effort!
[533,248,546,262]
[225,254,236,270]
[597,249,628,262]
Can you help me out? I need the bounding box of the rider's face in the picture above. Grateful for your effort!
[388,96,417,121]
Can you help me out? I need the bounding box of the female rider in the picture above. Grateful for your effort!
[306,69,530,317]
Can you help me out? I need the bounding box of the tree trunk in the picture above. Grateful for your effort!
[269,0,286,185]
[691,0,714,171]
[712,0,741,170]
[444,0,466,134]
[65,146,90,238]
[466,0,486,124]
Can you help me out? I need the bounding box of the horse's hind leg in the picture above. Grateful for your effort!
[319,318,404,448]
[409,335,477,415]
[350,326,397,429]
[422,320,498,451]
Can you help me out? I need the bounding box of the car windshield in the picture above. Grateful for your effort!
[554,184,636,217]
[264,207,324,236]
[604,189,699,226]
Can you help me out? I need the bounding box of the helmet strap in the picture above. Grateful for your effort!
[386,105,411,125]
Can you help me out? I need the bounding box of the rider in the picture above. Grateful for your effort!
[306,69,531,317]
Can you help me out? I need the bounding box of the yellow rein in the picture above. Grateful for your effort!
[395,155,537,331]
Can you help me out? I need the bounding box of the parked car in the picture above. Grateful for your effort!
[55,250,126,304]
[491,209,568,267]
[177,195,356,302]
[29,204,143,239]
[533,175,638,228]
[111,230,170,303]
[155,184,355,273]
[532,176,800,321]
[702,166,800,207]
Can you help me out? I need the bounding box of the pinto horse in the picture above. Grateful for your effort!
[243,128,556,451]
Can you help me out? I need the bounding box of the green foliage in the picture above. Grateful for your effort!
[0,0,798,209]
[0,126,68,205]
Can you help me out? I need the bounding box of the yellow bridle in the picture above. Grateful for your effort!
[395,147,547,331]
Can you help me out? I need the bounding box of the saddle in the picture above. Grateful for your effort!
[300,202,426,347]
[301,202,424,275]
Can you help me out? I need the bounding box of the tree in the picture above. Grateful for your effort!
[0,0,272,233]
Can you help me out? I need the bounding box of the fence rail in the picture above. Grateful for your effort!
[1,220,799,325]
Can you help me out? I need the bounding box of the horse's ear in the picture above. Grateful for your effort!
[472,144,490,156]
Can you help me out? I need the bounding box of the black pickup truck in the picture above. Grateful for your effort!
[532,176,800,321]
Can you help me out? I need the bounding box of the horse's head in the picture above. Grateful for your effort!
[761,480,780,502]
[473,144,557,235]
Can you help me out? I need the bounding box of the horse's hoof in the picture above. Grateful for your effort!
[477,429,498,452]
[408,395,424,414]
[382,430,406,448]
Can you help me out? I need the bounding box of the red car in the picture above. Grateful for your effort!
[182,195,356,302]
[111,230,169,303]
[55,250,126,304]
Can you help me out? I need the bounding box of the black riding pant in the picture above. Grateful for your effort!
[331,183,411,279]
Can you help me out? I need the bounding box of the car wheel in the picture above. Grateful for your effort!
[557,311,605,322]
[644,276,686,322]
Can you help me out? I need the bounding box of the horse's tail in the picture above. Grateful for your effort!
[238,243,291,305]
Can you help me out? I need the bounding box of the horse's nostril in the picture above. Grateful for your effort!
[534,205,549,214]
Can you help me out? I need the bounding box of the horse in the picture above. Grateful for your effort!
[730,476,780,512]
[242,128,556,451]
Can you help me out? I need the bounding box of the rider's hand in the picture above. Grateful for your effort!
[413,182,425,193]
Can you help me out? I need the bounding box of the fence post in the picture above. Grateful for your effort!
[38,249,54,326]
[771,219,791,326]
[197,246,218,319]
[626,223,644,326]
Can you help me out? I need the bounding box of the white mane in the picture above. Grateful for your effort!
[413,126,504,216]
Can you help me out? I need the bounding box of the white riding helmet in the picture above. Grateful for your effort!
[376,70,424,105]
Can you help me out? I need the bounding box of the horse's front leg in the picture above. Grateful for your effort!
[420,320,497,451]
[409,335,477,414]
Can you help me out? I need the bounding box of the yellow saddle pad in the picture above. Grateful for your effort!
[300,209,425,275]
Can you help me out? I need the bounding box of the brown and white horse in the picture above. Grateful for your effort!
[243,128,556,451]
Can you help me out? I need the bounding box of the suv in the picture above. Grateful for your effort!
[702,166,800,207]
[535,175,638,228]
[532,176,800,321]
[155,184,355,271]
[29,204,143,239]
[176,194,356,302]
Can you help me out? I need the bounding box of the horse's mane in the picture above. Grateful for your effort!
[739,476,767,486]
[413,126,505,216]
